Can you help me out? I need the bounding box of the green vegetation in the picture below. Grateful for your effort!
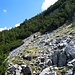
[10,56,24,65]
[0,0,75,74]
[23,46,39,56]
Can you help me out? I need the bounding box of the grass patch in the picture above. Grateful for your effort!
[23,46,39,57]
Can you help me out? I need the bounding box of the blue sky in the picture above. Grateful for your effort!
[0,0,58,31]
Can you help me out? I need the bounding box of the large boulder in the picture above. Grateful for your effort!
[52,51,67,67]
[58,52,67,67]
[52,51,60,66]
[65,46,75,59]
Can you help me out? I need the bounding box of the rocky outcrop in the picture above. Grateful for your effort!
[65,46,75,59]
[52,51,67,67]
[6,64,31,75]
[6,24,75,75]
[58,52,67,67]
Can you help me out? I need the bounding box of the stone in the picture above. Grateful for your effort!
[52,51,67,67]
[21,65,26,67]
[52,51,60,66]
[15,69,21,75]
[54,67,58,70]
[40,57,45,62]
[55,38,61,44]
[13,64,18,68]
[45,59,52,66]
[39,62,44,68]
[45,72,57,75]
[36,59,40,65]
[45,41,50,46]
[68,58,75,64]
[33,71,36,75]
[33,34,37,38]
[68,58,75,74]
[21,66,31,75]
[67,63,73,68]
[72,65,75,75]
[22,55,32,61]
[39,67,57,75]
[65,46,75,59]
[53,46,58,50]
[39,67,50,75]
[65,69,73,75]
[7,66,16,74]
[39,39,47,44]
[58,43,65,49]
[18,66,22,70]
[58,52,67,67]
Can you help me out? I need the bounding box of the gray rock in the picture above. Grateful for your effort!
[72,65,75,75]
[52,51,60,66]
[58,52,67,67]
[45,59,52,66]
[22,55,32,61]
[21,66,31,75]
[67,63,73,68]
[65,46,75,59]
[55,38,61,44]
[65,69,73,75]
[40,57,45,62]
[39,62,44,68]
[52,51,67,67]
[39,67,57,75]
[15,69,20,75]
[68,58,75,64]
[15,66,22,75]
[45,72,57,75]
[58,43,65,49]
[7,66,16,74]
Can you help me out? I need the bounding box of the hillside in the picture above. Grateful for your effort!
[6,22,75,75]
[0,0,75,74]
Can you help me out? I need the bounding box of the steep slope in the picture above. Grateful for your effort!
[0,0,75,74]
[6,22,75,75]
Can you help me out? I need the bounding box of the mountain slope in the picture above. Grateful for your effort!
[0,0,75,74]
[6,22,75,75]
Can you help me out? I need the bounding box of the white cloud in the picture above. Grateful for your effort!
[0,27,12,32]
[0,23,20,32]
[41,0,58,11]
[14,23,20,27]
[0,27,8,32]
[3,9,7,13]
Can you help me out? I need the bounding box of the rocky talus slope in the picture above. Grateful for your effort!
[5,23,75,75]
